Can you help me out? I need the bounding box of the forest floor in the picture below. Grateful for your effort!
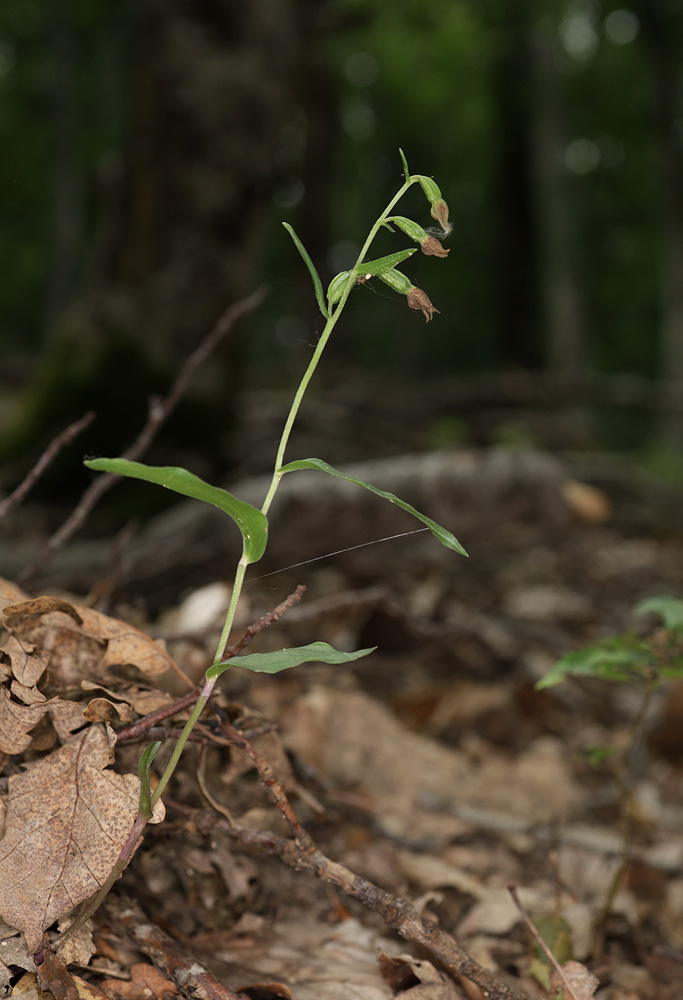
[1,446,682,1000]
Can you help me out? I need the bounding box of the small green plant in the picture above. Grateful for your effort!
[58,151,465,947]
[537,595,683,953]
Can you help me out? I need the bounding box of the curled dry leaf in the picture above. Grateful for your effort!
[1,635,49,688]
[81,697,133,724]
[101,962,178,1000]
[0,724,164,953]
[3,597,175,686]
[0,686,52,754]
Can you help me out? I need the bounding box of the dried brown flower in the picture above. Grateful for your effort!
[430,198,451,236]
[407,287,440,322]
[421,236,449,257]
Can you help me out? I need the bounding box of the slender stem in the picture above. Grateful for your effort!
[260,175,415,517]
[593,681,657,957]
[150,173,419,802]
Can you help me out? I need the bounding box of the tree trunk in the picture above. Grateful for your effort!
[2,0,307,487]
[530,21,587,378]
[636,0,683,448]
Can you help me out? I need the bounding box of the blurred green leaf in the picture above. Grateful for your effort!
[207,641,376,678]
[536,638,653,690]
[85,458,268,564]
[636,595,683,633]
[277,456,467,555]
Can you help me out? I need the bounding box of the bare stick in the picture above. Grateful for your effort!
[18,286,267,587]
[508,884,577,1000]
[188,725,528,1000]
[104,896,243,1000]
[0,411,96,523]
[115,584,305,744]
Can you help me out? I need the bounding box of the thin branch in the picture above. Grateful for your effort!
[508,884,577,1000]
[184,725,528,1000]
[0,411,96,523]
[115,584,305,744]
[17,286,267,587]
[104,896,243,1000]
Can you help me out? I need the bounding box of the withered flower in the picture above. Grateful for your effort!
[407,287,440,322]
[430,198,452,236]
[421,236,449,257]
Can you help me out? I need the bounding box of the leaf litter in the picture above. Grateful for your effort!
[1,452,683,999]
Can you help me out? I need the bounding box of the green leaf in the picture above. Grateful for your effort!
[536,638,653,690]
[283,223,330,318]
[636,595,683,633]
[277,457,467,556]
[85,458,268,564]
[399,147,410,182]
[206,641,376,679]
[355,249,416,277]
[138,741,162,820]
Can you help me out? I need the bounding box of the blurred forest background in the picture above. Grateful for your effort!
[1,0,682,506]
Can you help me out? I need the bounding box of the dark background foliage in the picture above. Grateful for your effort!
[1,0,682,499]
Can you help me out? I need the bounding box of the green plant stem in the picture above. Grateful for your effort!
[260,175,415,516]
[593,681,657,957]
[150,173,418,805]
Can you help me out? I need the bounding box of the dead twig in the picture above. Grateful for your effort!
[103,896,243,1000]
[18,286,267,587]
[0,411,96,524]
[508,884,577,1000]
[184,725,528,1000]
[115,584,305,744]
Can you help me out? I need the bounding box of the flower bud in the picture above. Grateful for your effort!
[327,271,352,309]
[414,175,452,238]
[388,216,449,257]
[407,287,440,322]
[416,175,442,203]
[378,267,414,295]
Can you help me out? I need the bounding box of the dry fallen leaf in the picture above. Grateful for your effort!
[0,634,49,688]
[0,724,164,953]
[3,597,175,688]
[0,578,31,618]
[549,960,599,1000]
[0,686,52,754]
[101,962,178,1000]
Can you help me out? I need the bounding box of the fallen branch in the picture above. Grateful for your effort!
[18,286,267,587]
[177,724,529,1000]
[0,411,96,523]
[103,896,243,1000]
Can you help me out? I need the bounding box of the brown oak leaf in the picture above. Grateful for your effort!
[3,597,175,687]
[1,635,49,689]
[0,687,52,754]
[0,724,164,953]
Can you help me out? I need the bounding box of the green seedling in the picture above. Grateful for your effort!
[58,152,464,948]
[537,595,683,955]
